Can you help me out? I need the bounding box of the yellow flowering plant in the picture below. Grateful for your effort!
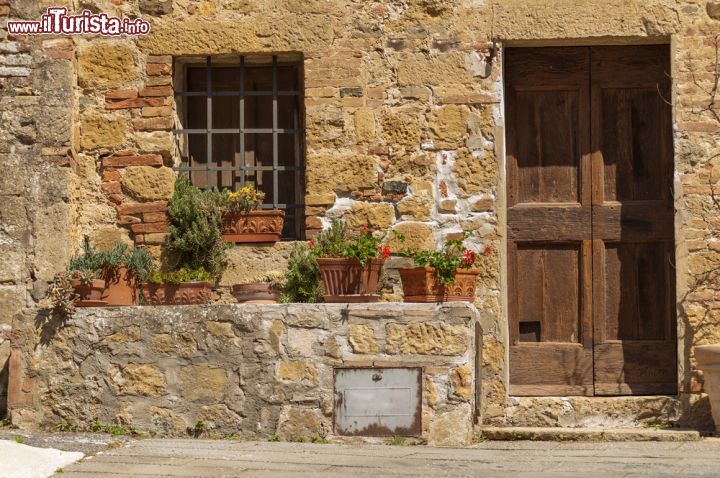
[225,184,265,213]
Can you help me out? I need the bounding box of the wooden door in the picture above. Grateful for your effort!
[590,46,676,395]
[506,47,594,396]
[506,45,676,396]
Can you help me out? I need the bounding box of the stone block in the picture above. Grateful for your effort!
[387,222,435,252]
[121,166,175,201]
[179,365,228,400]
[348,324,379,354]
[89,226,133,251]
[397,193,433,221]
[0,285,24,326]
[306,154,378,197]
[77,43,136,88]
[427,403,472,446]
[119,364,167,397]
[430,105,468,148]
[381,112,421,146]
[287,327,318,356]
[335,202,395,230]
[277,360,318,385]
[354,108,376,142]
[277,406,324,441]
[452,149,496,197]
[450,363,473,401]
[385,322,468,355]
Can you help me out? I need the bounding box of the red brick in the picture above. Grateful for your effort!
[47,50,73,60]
[305,215,322,229]
[108,194,124,205]
[102,170,121,182]
[117,200,168,215]
[141,106,172,117]
[102,154,163,168]
[118,215,141,225]
[132,116,173,131]
[105,97,166,110]
[139,85,173,97]
[134,234,145,245]
[105,88,138,100]
[147,63,172,76]
[147,55,173,64]
[8,348,33,408]
[131,222,170,233]
[102,181,122,194]
[0,6,10,15]
[143,211,168,223]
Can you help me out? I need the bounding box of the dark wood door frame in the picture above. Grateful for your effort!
[505,45,677,397]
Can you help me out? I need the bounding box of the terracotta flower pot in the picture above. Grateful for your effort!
[70,279,107,306]
[232,282,281,304]
[222,210,285,243]
[141,282,213,305]
[102,266,138,306]
[694,345,720,431]
[317,258,384,303]
[399,267,479,303]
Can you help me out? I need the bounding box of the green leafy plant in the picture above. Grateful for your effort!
[166,174,228,282]
[267,434,281,442]
[400,232,491,286]
[13,435,25,444]
[311,219,391,265]
[280,243,322,303]
[67,242,104,281]
[146,267,213,285]
[311,436,328,444]
[100,243,153,282]
[188,420,205,438]
[386,436,406,446]
[91,421,137,436]
[225,184,265,213]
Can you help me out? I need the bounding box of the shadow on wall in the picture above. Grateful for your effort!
[0,357,8,416]
[34,309,69,347]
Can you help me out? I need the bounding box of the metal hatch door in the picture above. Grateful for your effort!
[334,367,422,437]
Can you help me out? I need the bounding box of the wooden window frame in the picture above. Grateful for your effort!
[172,54,305,240]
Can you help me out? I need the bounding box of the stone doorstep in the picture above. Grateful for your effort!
[477,426,700,442]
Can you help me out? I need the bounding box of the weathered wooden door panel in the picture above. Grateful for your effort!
[590,45,676,396]
[507,45,676,396]
[506,47,593,396]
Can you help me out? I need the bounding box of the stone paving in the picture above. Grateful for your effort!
[56,438,720,477]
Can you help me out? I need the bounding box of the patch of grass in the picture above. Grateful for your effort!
[386,436,407,446]
[0,417,11,427]
[509,431,523,441]
[186,420,205,438]
[13,435,25,444]
[56,422,79,433]
[55,468,64,474]
[311,436,329,444]
[268,434,281,442]
[296,437,306,443]
[91,421,137,436]
[642,422,673,429]
[473,433,488,443]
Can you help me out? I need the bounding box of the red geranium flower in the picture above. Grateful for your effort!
[462,250,476,266]
[363,224,369,233]
[379,245,391,259]
[308,239,315,248]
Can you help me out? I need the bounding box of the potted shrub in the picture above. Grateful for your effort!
[399,234,490,302]
[222,185,285,243]
[232,271,284,304]
[99,243,153,306]
[66,243,107,307]
[280,243,322,303]
[140,175,227,305]
[141,268,214,305]
[312,220,391,303]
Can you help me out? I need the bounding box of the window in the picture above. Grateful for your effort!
[173,54,305,239]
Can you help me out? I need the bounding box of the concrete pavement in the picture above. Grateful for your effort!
[57,438,720,477]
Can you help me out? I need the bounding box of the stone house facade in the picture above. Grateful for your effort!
[1,0,720,436]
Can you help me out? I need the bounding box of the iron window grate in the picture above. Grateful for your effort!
[172,55,305,239]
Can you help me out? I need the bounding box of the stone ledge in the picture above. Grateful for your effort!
[478,426,700,442]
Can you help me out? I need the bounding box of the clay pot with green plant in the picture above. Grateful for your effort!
[398,233,489,303]
[311,219,391,303]
[232,271,284,304]
[141,268,214,305]
[66,244,107,307]
[98,243,153,306]
[221,185,285,243]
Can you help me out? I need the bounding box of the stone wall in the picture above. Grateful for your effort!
[2,0,720,430]
[12,303,477,446]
